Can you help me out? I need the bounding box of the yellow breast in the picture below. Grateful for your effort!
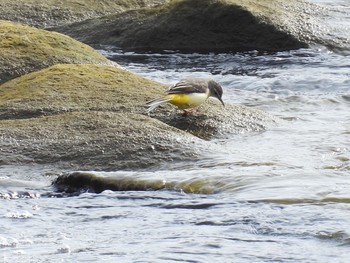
[166,92,209,110]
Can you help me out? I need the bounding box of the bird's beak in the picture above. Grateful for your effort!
[219,98,225,107]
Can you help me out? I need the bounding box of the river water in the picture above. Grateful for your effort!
[1,1,350,262]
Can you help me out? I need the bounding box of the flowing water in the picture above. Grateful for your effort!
[1,1,350,262]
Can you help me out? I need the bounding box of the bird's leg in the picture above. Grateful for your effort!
[182,108,196,116]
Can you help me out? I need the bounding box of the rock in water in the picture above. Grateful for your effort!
[52,0,347,52]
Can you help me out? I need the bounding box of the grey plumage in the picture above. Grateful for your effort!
[146,78,224,112]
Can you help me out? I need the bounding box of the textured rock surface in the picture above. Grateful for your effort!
[0,20,112,84]
[0,0,169,28]
[52,0,348,52]
[0,64,278,170]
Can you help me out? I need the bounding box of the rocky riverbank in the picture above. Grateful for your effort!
[7,0,341,172]
[1,0,348,52]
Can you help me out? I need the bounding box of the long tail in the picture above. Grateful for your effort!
[146,97,171,112]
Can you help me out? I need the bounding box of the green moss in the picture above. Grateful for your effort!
[0,20,109,62]
[174,178,215,194]
[0,20,112,84]
[0,64,166,114]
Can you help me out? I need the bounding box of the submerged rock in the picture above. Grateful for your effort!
[0,64,278,170]
[53,171,215,194]
[52,0,347,52]
[0,20,112,84]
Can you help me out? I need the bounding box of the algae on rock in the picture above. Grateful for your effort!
[0,20,112,84]
[0,64,163,118]
[0,63,278,170]
[0,63,203,169]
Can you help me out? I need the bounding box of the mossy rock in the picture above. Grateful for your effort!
[0,64,163,118]
[0,20,112,84]
[0,63,278,137]
[0,0,170,28]
[51,0,315,52]
[53,0,348,53]
[0,63,203,170]
[0,63,278,169]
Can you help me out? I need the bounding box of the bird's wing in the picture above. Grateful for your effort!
[146,97,172,112]
[166,79,208,94]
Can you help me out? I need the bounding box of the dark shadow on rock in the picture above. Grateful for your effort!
[124,0,306,52]
[146,102,280,140]
[160,114,219,140]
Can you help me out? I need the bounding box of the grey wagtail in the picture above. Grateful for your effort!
[146,78,224,113]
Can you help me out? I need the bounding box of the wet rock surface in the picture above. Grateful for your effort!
[52,0,348,53]
[52,0,306,52]
[148,102,278,139]
[0,63,278,170]
[0,111,205,170]
[0,7,281,172]
[52,171,216,194]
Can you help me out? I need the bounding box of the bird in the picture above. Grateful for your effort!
[146,78,224,114]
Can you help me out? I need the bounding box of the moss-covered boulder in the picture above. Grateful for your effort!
[0,20,112,84]
[0,64,204,169]
[52,0,347,53]
[0,0,169,28]
[0,64,278,170]
[0,63,278,137]
[0,64,159,118]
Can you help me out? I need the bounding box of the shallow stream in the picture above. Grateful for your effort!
[1,0,350,262]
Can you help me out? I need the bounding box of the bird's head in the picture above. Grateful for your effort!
[208,80,224,106]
